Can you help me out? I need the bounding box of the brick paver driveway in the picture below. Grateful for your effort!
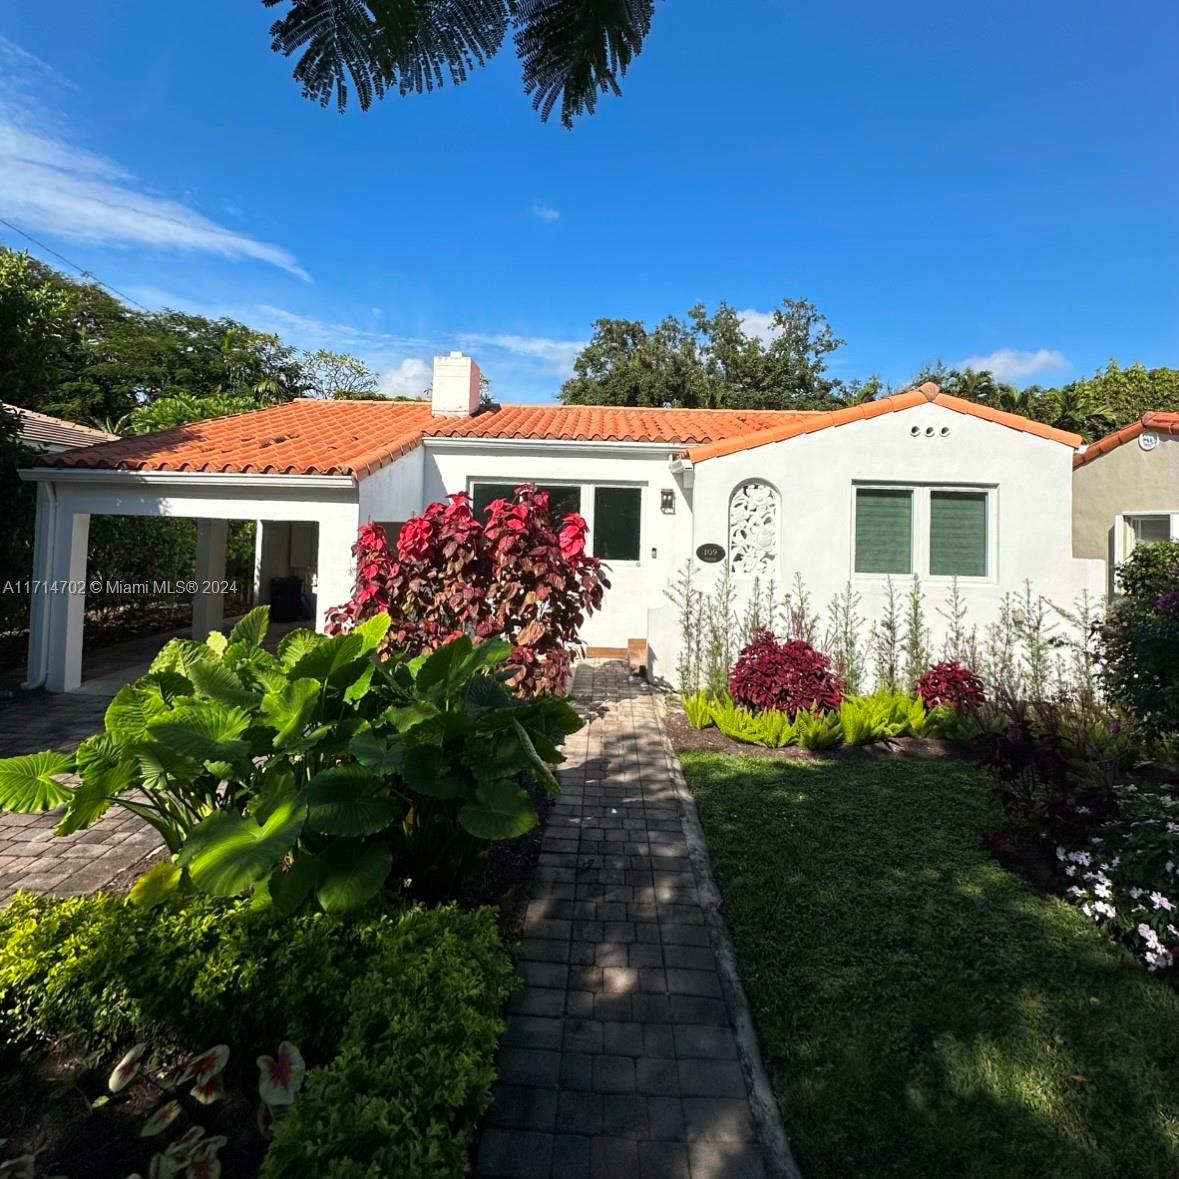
[477,663,785,1179]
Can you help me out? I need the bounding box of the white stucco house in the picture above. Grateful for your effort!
[19,351,1106,692]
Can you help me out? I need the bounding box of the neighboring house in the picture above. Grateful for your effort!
[3,403,118,452]
[20,352,1106,691]
[1072,412,1179,596]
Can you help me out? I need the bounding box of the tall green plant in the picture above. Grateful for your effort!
[666,561,704,694]
[1014,581,1055,701]
[0,608,581,911]
[702,564,739,697]
[780,572,821,645]
[870,577,903,694]
[826,581,865,695]
[902,576,931,691]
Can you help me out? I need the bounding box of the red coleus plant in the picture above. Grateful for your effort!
[326,486,609,695]
[729,630,843,715]
[916,660,985,711]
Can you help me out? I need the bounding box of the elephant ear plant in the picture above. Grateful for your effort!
[0,607,582,911]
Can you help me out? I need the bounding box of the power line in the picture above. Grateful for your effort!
[0,216,153,312]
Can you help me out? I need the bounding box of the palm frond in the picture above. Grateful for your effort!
[513,0,654,128]
[265,0,511,111]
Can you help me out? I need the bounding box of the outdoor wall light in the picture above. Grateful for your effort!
[661,489,675,513]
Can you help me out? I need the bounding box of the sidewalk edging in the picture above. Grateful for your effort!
[652,688,803,1179]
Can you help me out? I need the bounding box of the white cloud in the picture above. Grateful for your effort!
[380,357,432,399]
[0,36,309,280]
[957,347,1068,382]
[531,202,561,222]
[736,308,778,344]
[457,332,585,376]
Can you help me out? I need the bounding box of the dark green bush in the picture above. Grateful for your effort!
[0,894,514,1174]
[1098,540,1179,732]
[262,905,515,1179]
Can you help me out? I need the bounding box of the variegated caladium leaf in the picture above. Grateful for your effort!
[109,1042,148,1092]
[140,1099,182,1137]
[186,1138,224,1179]
[0,1155,35,1179]
[163,1126,205,1166]
[189,1073,226,1105]
[180,1044,229,1087]
[256,1041,305,1106]
[148,1151,179,1179]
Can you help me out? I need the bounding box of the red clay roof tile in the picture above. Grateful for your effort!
[1074,411,1179,467]
[30,400,817,478]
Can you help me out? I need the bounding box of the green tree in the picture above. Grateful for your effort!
[561,299,854,411]
[264,0,655,129]
[300,349,380,399]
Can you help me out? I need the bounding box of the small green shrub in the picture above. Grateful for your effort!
[682,690,713,729]
[0,892,400,1060]
[1098,540,1179,733]
[794,709,843,750]
[261,905,514,1179]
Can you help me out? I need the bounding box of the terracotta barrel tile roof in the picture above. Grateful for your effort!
[30,399,817,478]
[1074,411,1179,467]
[684,383,1083,462]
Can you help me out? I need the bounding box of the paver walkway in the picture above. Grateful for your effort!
[477,662,777,1179]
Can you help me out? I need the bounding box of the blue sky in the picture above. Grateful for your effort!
[1,2,1176,402]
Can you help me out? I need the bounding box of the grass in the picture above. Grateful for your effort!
[679,751,1179,1179]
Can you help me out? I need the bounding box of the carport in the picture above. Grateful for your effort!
[19,467,360,692]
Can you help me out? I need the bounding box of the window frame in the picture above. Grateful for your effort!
[466,478,645,566]
[851,482,997,583]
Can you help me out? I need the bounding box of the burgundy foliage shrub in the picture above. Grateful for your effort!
[916,660,986,711]
[729,630,843,715]
[325,485,609,695]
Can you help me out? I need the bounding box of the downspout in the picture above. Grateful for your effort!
[21,479,57,690]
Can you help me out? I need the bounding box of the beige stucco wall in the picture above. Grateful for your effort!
[1072,434,1179,589]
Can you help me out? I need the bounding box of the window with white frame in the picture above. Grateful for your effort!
[1128,514,1174,548]
[469,481,642,562]
[854,485,992,578]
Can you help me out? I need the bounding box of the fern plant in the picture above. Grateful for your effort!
[682,691,713,730]
[794,709,844,750]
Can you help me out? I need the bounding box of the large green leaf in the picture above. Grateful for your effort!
[287,632,365,683]
[277,628,324,668]
[150,638,214,676]
[382,701,441,735]
[402,745,470,799]
[178,794,306,896]
[314,840,393,914]
[466,674,518,716]
[105,683,170,748]
[306,764,400,836]
[414,637,474,695]
[129,861,183,909]
[148,702,251,769]
[189,660,263,710]
[0,751,75,813]
[353,612,391,653]
[263,853,321,917]
[260,679,321,749]
[349,730,405,776]
[56,755,138,835]
[229,606,270,648]
[135,739,200,793]
[459,794,537,841]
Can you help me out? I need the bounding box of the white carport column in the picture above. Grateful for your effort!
[24,482,56,688]
[193,519,228,641]
[45,508,90,693]
[312,510,360,633]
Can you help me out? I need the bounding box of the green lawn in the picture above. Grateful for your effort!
[679,751,1179,1179]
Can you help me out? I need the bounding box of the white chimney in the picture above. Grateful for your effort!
[431,351,482,417]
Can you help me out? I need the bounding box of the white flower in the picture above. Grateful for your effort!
[1150,892,1174,912]
[1093,901,1116,919]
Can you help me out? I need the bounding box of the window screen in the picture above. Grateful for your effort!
[854,489,913,574]
[593,487,641,561]
[1130,515,1172,546]
[471,483,582,523]
[930,491,988,577]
